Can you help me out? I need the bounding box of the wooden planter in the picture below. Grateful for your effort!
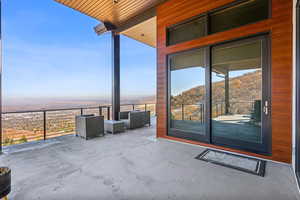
[0,167,11,199]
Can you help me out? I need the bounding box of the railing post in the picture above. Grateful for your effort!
[43,111,46,140]
[200,104,202,123]
[181,104,184,120]
[221,103,223,116]
[107,107,111,120]
[145,104,147,111]
[132,104,135,111]
[225,71,230,115]
[203,104,205,123]
[99,106,102,116]
[80,108,83,115]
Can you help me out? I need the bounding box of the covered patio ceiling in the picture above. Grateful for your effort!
[54,0,163,47]
[120,16,156,47]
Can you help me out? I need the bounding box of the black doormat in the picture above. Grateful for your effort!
[195,149,266,177]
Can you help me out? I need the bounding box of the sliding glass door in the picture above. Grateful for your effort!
[211,36,271,154]
[168,48,210,142]
[168,35,271,154]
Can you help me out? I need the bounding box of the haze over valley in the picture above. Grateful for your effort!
[3,95,156,112]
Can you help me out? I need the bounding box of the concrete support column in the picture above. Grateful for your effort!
[111,31,120,121]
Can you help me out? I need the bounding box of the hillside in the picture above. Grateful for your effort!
[171,70,262,108]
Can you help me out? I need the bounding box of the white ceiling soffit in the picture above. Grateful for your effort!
[120,16,156,48]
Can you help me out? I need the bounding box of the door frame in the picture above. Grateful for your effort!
[167,47,211,143]
[295,0,300,183]
[167,34,272,155]
[210,35,272,155]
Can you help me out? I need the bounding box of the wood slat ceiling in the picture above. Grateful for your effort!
[121,17,156,47]
[55,0,164,27]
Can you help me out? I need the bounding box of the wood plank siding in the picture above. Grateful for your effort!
[156,0,293,163]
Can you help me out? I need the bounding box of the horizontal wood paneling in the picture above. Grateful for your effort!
[157,0,293,163]
[55,0,166,26]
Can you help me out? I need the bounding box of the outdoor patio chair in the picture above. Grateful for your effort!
[75,114,104,139]
[119,111,151,129]
[251,100,261,123]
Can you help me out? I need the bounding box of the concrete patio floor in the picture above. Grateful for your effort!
[0,122,300,200]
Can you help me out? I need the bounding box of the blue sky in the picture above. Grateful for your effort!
[171,67,205,96]
[2,0,156,102]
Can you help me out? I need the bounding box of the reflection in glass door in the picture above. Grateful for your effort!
[211,37,271,153]
[168,48,209,142]
[167,35,271,154]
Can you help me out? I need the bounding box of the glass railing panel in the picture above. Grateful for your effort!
[2,112,44,145]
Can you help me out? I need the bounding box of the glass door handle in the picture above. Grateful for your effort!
[263,101,268,115]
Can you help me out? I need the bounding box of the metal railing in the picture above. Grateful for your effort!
[213,101,255,118]
[179,103,205,123]
[171,101,255,123]
[1,103,156,146]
